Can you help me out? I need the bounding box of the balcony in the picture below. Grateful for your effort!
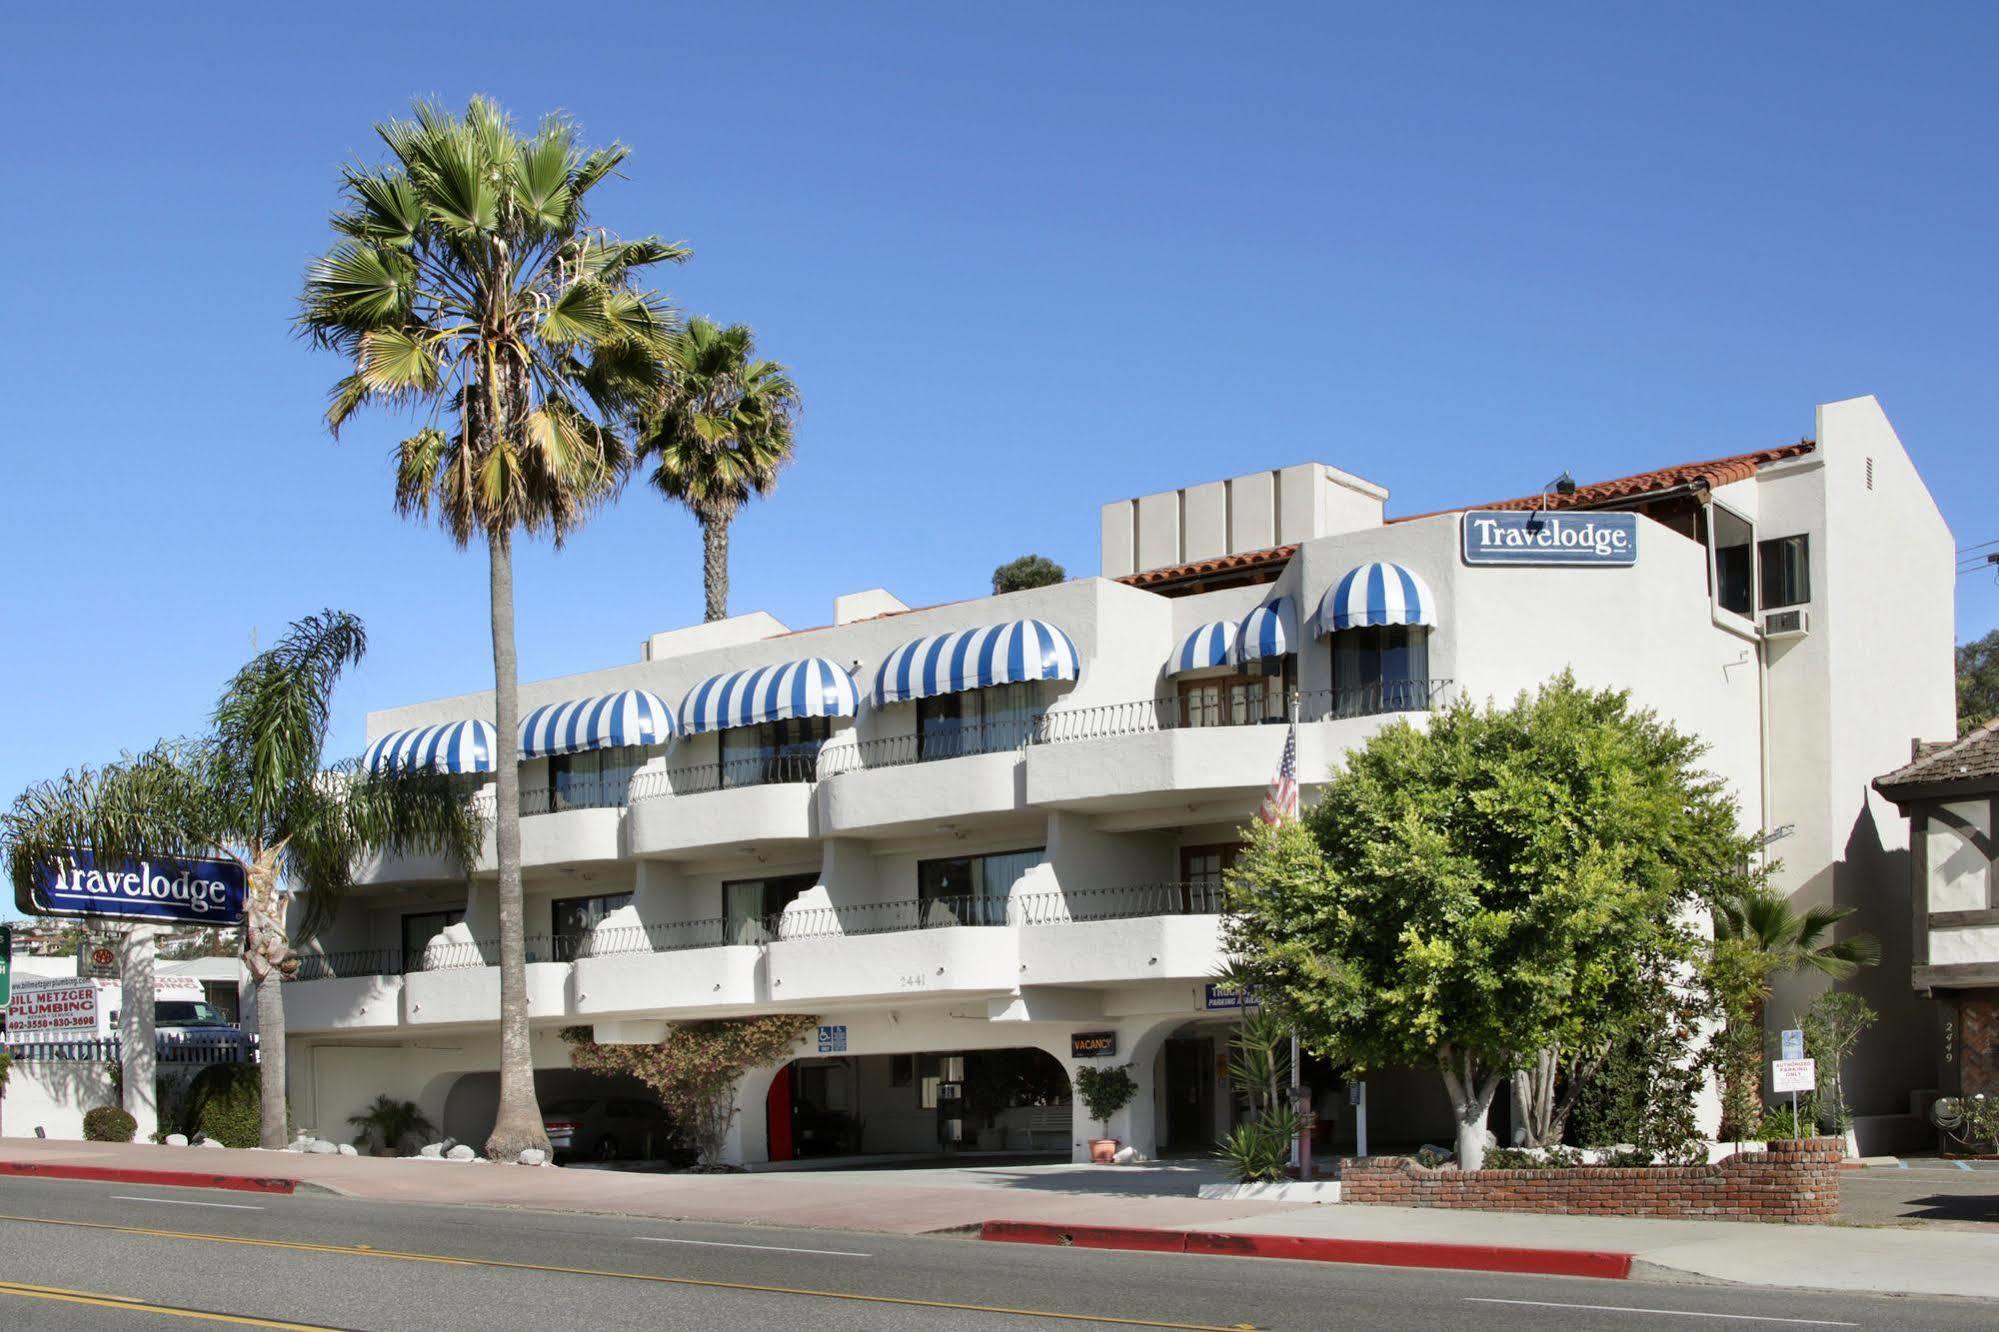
[1026,681,1450,816]
[284,883,1230,1026]
[626,754,820,858]
[818,724,1028,837]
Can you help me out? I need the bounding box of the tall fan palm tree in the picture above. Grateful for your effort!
[1,612,478,1148]
[297,98,684,1159]
[636,318,800,621]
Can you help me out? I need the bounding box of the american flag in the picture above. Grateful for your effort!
[1257,722,1299,825]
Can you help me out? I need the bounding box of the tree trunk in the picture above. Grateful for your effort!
[701,515,729,622]
[256,963,287,1147]
[485,526,548,1162]
[244,849,292,1149]
[1439,1048,1502,1172]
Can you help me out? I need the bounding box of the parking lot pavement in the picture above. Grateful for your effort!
[1840,1157,1999,1227]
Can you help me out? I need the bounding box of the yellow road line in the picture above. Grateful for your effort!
[0,1214,1252,1331]
[0,1277,336,1329]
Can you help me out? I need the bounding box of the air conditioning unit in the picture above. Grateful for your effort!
[1762,609,1810,640]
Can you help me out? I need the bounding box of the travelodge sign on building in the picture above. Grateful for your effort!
[18,849,247,926]
[1462,510,1638,566]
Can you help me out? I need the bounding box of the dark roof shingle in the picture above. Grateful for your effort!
[1875,717,1999,794]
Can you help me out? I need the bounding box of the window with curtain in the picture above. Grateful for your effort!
[720,717,830,788]
[917,847,1044,926]
[917,683,1041,760]
[722,872,819,944]
[1179,844,1237,913]
[1177,657,1294,729]
[549,892,634,959]
[401,907,465,972]
[1330,628,1431,715]
[544,744,646,812]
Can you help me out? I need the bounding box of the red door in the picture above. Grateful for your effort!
[766,1064,794,1162]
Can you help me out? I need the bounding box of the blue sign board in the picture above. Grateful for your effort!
[817,1024,848,1054]
[1204,983,1260,1011]
[1462,510,1638,566]
[24,849,247,926]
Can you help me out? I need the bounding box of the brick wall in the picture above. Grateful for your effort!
[1339,1138,1842,1223]
[1962,995,1999,1096]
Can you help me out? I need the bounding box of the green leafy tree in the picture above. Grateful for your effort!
[992,554,1066,595]
[1708,887,1880,1138]
[1227,673,1754,1169]
[1799,990,1877,1134]
[299,98,683,1159]
[635,318,800,622]
[1960,629,1999,734]
[1,612,478,1148]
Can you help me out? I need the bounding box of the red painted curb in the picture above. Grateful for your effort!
[0,1162,298,1195]
[980,1220,1632,1280]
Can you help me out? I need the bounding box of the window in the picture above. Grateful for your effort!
[550,892,634,959]
[1710,504,1755,617]
[917,683,1042,759]
[1758,535,1810,610]
[401,907,465,971]
[544,744,645,813]
[722,872,818,944]
[917,847,1044,926]
[1177,658,1295,729]
[1330,627,1431,714]
[1179,844,1236,912]
[720,717,829,788]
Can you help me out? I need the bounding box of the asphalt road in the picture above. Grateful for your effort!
[0,1176,1988,1330]
[1840,1158,1999,1226]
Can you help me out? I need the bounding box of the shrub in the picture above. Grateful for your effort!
[1483,1146,1583,1170]
[1217,1105,1299,1182]
[83,1106,138,1142]
[347,1095,436,1155]
[1759,1102,1812,1143]
[1074,1064,1139,1137]
[992,554,1066,595]
[185,1064,272,1149]
[1413,1146,1453,1169]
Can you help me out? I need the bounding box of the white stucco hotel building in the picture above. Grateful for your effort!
[284,394,1955,1163]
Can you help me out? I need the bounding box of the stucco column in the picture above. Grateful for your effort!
[1069,1017,1182,1162]
[721,1063,785,1166]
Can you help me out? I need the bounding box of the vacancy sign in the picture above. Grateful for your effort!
[1772,1058,1817,1094]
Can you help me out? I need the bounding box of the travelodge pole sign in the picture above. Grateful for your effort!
[1462,510,1638,566]
[16,848,247,927]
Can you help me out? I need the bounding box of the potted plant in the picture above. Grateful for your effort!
[1076,1064,1138,1163]
[348,1095,438,1157]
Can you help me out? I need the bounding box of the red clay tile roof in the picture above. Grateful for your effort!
[1875,716,1999,794]
[1114,544,1299,589]
[1387,441,1817,524]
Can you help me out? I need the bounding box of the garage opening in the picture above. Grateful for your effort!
[441,1068,692,1164]
[766,1048,1070,1165]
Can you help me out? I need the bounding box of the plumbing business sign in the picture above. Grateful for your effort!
[1462,510,1638,566]
[17,849,247,926]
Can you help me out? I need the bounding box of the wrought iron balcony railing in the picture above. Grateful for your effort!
[286,882,1231,982]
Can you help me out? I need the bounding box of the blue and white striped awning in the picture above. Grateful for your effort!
[1231,597,1298,667]
[362,720,499,775]
[1316,562,1438,633]
[873,619,1082,705]
[679,659,862,736]
[1169,621,1238,677]
[520,689,676,760]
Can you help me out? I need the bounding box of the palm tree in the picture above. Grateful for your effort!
[636,318,800,621]
[297,98,683,1159]
[1,612,478,1148]
[1709,886,1881,1138]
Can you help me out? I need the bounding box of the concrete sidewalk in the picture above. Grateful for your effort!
[5,1137,1998,1301]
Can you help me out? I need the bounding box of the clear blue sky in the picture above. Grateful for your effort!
[3,4,1994,893]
